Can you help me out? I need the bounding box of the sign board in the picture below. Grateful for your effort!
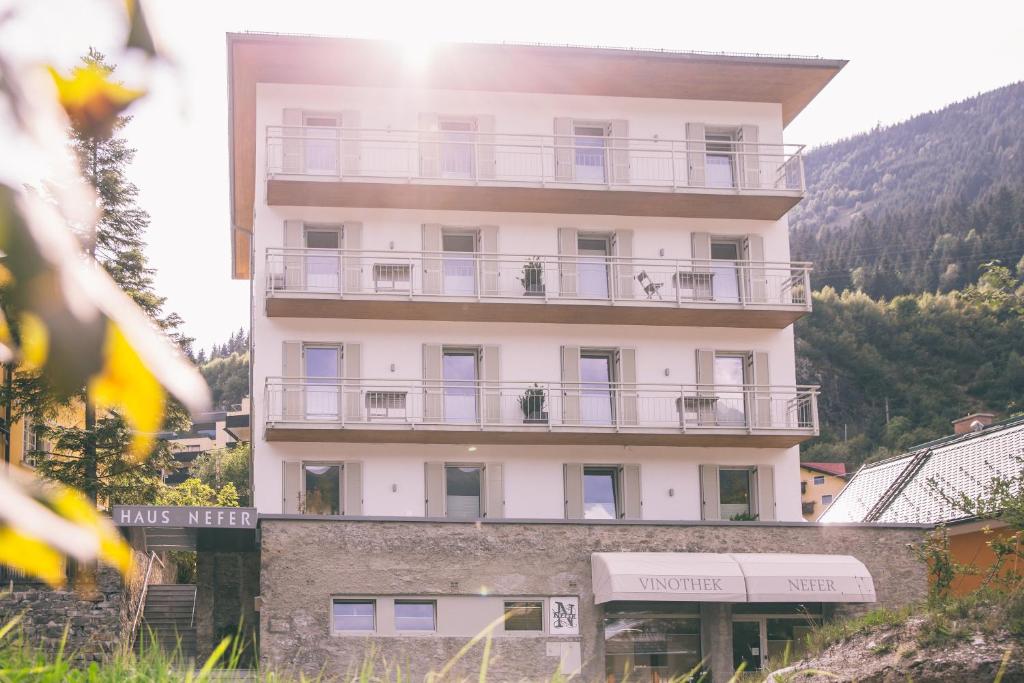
[112,506,257,529]
[548,596,580,636]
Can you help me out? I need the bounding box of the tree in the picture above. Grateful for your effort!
[157,478,240,508]
[191,444,251,505]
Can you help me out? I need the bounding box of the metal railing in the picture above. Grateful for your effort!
[265,378,818,434]
[266,126,806,193]
[265,249,812,310]
[127,551,164,653]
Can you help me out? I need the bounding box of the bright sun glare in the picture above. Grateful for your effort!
[399,38,437,70]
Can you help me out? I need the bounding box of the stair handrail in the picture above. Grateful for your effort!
[190,584,197,627]
[127,550,164,652]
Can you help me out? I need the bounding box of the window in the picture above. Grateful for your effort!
[304,345,341,420]
[705,132,737,188]
[720,468,754,520]
[577,236,611,299]
[439,118,476,178]
[304,227,342,292]
[583,466,619,520]
[332,599,375,631]
[605,611,702,681]
[303,113,340,175]
[442,348,479,423]
[710,240,742,302]
[813,475,825,486]
[574,123,607,182]
[504,600,543,631]
[442,232,478,296]
[731,607,821,672]
[395,601,436,631]
[800,481,807,495]
[580,350,615,425]
[821,494,833,506]
[304,464,341,515]
[445,465,482,519]
[714,354,748,426]
[22,417,40,467]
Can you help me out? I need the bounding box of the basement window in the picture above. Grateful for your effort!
[332,599,375,632]
[504,600,544,631]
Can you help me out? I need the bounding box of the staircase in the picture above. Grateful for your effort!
[134,584,197,659]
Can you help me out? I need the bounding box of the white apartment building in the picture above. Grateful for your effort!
[220,34,926,682]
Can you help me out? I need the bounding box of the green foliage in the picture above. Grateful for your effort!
[803,605,911,654]
[911,526,976,602]
[199,352,249,411]
[190,444,251,506]
[157,477,239,507]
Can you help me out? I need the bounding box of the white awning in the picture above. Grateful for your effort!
[591,552,876,604]
[733,553,876,603]
[592,552,747,604]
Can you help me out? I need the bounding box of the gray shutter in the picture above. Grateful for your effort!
[422,344,443,422]
[686,123,706,187]
[613,229,634,299]
[739,125,760,189]
[617,347,638,426]
[610,119,630,184]
[343,461,363,515]
[743,234,766,303]
[283,220,303,289]
[479,225,500,295]
[283,461,301,513]
[421,224,443,295]
[696,348,715,401]
[344,343,362,422]
[563,463,584,519]
[282,341,302,419]
[481,345,501,425]
[341,110,361,176]
[691,232,712,298]
[757,464,776,521]
[621,464,641,520]
[753,351,771,428]
[418,113,440,177]
[484,463,504,518]
[561,346,581,425]
[342,222,363,294]
[699,464,720,521]
[553,117,573,180]
[282,108,304,174]
[476,115,496,180]
[557,228,579,297]
[425,462,445,517]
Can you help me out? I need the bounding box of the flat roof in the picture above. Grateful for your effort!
[227,32,846,278]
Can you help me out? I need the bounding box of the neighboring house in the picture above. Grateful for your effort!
[820,413,1024,595]
[162,398,250,484]
[800,462,847,521]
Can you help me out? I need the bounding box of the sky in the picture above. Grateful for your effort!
[4,0,1024,351]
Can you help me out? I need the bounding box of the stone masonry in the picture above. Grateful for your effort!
[259,519,928,682]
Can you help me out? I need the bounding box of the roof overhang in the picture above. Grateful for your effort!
[226,33,846,279]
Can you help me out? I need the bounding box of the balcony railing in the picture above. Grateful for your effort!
[266,126,806,194]
[265,249,812,310]
[265,378,818,435]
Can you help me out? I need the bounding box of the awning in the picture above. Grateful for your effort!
[592,552,875,604]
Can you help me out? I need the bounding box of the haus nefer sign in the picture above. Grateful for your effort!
[112,506,257,529]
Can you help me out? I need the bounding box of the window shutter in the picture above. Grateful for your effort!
[425,462,445,517]
[484,463,504,518]
[343,343,362,422]
[340,110,361,176]
[610,119,630,183]
[699,464,720,521]
[479,225,500,295]
[342,222,363,294]
[422,344,443,422]
[739,125,760,189]
[557,228,579,297]
[685,123,706,187]
[690,232,712,299]
[283,221,303,289]
[343,461,363,515]
[621,464,642,519]
[481,345,501,425]
[695,348,715,402]
[421,224,443,295]
[612,230,634,299]
[743,234,766,303]
[757,464,776,521]
[563,464,584,519]
[282,341,303,419]
[282,108,304,174]
[752,351,771,428]
[283,461,301,514]
[561,346,581,425]
[553,118,574,180]
[476,115,496,179]
[617,347,639,426]
[418,113,440,177]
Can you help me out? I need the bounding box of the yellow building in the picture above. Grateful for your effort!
[800,462,847,521]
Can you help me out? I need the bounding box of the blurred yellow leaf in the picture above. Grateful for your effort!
[48,63,144,138]
[0,527,66,588]
[50,488,131,574]
[17,311,48,369]
[88,321,165,459]
[124,0,158,57]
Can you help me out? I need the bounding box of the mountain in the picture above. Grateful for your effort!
[791,82,1024,298]
[195,328,249,410]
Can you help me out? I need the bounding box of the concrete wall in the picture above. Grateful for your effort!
[258,519,927,681]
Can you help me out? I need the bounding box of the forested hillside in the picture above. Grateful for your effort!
[194,328,249,410]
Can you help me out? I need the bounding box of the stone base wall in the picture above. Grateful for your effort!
[258,519,928,682]
[195,550,260,664]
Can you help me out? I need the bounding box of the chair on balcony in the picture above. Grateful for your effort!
[635,270,664,300]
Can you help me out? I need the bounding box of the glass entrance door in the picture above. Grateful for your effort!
[304,115,340,175]
[713,354,747,426]
[442,233,477,296]
[580,352,614,425]
[304,346,340,420]
[439,119,475,178]
[574,125,607,182]
[305,229,341,292]
[732,620,762,673]
[577,237,611,299]
[443,350,478,423]
[605,614,703,682]
[710,241,741,302]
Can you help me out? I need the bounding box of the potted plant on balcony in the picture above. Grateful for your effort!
[519,384,548,424]
[519,258,545,296]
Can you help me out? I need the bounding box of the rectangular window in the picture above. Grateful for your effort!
[713,354,748,426]
[719,468,754,520]
[442,348,479,423]
[304,464,341,515]
[439,118,476,178]
[445,465,482,519]
[332,599,375,631]
[580,350,615,425]
[583,466,619,520]
[394,601,436,631]
[605,614,702,680]
[304,345,341,420]
[821,494,833,506]
[22,417,39,467]
[303,227,342,292]
[577,236,611,299]
[813,475,825,486]
[710,240,742,302]
[504,600,544,631]
[800,481,807,495]
[705,132,736,188]
[442,231,478,296]
[303,113,340,175]
[574,124,607,182]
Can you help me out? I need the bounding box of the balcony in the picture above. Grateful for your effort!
[265,127,805,220]
[264,378,819,447]
[265,250,811,328]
